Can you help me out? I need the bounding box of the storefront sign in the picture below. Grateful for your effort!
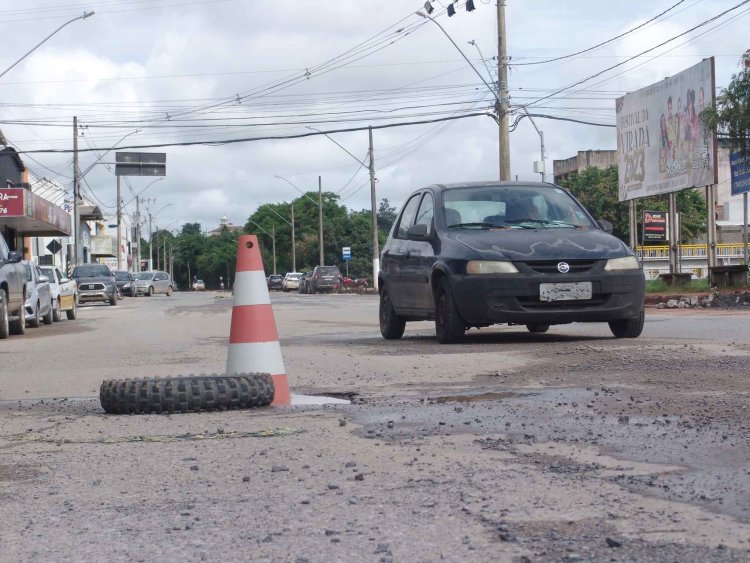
[0,188,25,216]
[0,188,71,235]
[730,151,750,195]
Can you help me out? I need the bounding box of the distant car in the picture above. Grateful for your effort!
[192,279,206,291]
[310,265,343,293]
[267,274,284,291]
[113,270,137,297]
[22,261,53,327]
[39,266,78,321]
[135,271,173,296]
[72,263,117,306]
[282,272,303,292]
[298,271,313,294]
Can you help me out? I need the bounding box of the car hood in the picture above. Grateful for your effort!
[447,228,631,261]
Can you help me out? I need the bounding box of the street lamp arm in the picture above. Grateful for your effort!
[258,204,292,226]
[80,128,140,179]
[0,11,95,81]
[305,126,369,169]
[274,175,319,207]
[246,219,272,237]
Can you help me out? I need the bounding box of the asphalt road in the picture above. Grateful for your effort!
[1,290,749,562]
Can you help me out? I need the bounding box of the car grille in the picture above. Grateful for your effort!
[518,295,609,309]
[522,260,600,274]
[80,283,105,291]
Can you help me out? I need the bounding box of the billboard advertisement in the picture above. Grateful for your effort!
[642,211,668,244]
[616,58,717,202]
[730,151,750,195]
[90,235,116,257]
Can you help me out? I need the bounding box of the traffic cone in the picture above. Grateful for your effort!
[226,235,291,405]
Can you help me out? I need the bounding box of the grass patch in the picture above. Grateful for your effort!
[646,279,711,294]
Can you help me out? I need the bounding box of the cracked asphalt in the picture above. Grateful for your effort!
[1,291,749,562]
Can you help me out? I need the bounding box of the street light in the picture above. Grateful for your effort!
[149,203,172,270]
[247,219,277,275]
[259,203,295,272]
[274,175,324,267]
[0,11,95,81]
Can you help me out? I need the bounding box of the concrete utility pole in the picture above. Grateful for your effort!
[148,210,153,271]
[291,203,296,272]
[369,126,379,290]
[272,222,277,275]
[318,176,324,266]
[135,196,141,272]
[116,175,122,270]
[497,0,511,181]
[72,116,80,266]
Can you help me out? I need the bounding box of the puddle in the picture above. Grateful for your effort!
[434,391,518,403]
[291,394,351,405]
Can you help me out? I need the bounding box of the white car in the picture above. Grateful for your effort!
[22,261,53,327]
[282,272,303,292]
[39,266,78,321]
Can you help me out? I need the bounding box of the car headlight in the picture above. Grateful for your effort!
[604,256,640,271]
[25,290,32,300]
[466,260,519,274]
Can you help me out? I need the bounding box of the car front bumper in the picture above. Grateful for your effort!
[78,290,113,303]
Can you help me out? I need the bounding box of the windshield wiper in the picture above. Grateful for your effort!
[448,222,505,229]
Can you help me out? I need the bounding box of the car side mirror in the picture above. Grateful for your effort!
[7,251,22,263]
[61,278,70,283]
[38,275,49,283]
[406,223,430,240]
[598,219,614,234]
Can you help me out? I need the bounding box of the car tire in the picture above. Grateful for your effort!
[99,373,275,414]
[66,299,77,320]
[379,286,406,340]
[42,300,53,325]
[0,292,9,339]
[10,300,25,335]
[609,308,645,338]
[435,278,465,344]
[28,301,41,328]
[148,286,154,297]
[109,292,117,306]
[526,324,549,333]
[52,299,62,322]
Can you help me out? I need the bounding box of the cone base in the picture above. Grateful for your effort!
[271,374,291,405]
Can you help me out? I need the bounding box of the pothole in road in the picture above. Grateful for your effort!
[434,391,521,404]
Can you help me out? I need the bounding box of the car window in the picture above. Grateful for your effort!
[40,268,54,281]
[316,266,340,276]
[135,273,155,280]
[395,194,422,239]
[73,265,111,277]
[415,193,434,235]
[114,272,131,281]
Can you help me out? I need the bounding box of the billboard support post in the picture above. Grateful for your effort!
[668,193,678,274]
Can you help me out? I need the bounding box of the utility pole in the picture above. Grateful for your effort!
[72,116,80,266]
[116,175,122,270]
[369,126,379,290]
[163,235,167,273]
[291,203,296,272]
[135,196,141,272]
[148,210,153,271]
[272,222,277,275]
[497,0,511,181]
[318,176,324,266]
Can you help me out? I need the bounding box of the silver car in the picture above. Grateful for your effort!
[134,271,173,296]
[22,262,53,327]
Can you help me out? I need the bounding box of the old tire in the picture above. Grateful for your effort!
[379,286,405,340]
[52,299,62,322]
[435,277,465,344]
[99,373,275,414]
[526,323,549,333]
[11,300,26,335]
[66,299,77,320]
[28,301,41,328]
[609,308,645,338]
[0,293,9,339]
[42,300,53,325]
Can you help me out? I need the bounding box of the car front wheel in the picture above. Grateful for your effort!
[10,302,25,335]
[609,308,645,338]
[28,301,41,328]
[0,292,9,339]
[435,278,465,344]
[379,286,405,340]
[109,292,117,306]
[42,300,53,325]
[52,298,62,322]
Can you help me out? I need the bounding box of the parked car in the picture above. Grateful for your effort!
[282,272,303,292]
[114,270,138,297]
[379,181,646,343]
[22,261,53,327]
[72,264,118,306]
[39,265,78,321]
[135,271,173,296]
[297,271,313,294]
[310,265,343,293]
[0,232,26,338]
[267,274,284,291]
[192,279,206,291]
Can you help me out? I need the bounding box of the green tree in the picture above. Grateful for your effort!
[701,66,750,151]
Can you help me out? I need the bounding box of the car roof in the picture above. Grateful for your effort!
[419,180,560,193]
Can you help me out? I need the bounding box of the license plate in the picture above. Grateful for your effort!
[539,282,592,302]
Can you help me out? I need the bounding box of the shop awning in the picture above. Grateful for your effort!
[79,205,104,221]
[0,187,71,236]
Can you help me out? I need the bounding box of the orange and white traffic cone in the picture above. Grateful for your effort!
[226,235,291,405]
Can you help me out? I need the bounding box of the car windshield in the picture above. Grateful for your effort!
[40,268,54,280]
[73,265,111,278]
[442,185,595,230]
[270,275,282,281]
[135,273,155,280]
[316,267,340,276]
[288,274,303,280]
[114,272,131,281]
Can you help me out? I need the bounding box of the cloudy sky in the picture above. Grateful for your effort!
[1,0,748,235]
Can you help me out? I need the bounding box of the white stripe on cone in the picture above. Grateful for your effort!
[226,341,286,377]
[231,271,272,307]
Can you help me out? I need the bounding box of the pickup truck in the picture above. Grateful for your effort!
[0,233,28,338]
[39,265,78,321]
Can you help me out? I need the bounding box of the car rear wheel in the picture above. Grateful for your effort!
[435,278,465,344]
[52,298,62,322]
[609,308,645,338]
[66,299,77,320]
[526,323,549,333]
[28,301,41,328]
[379,286,405,340]
[42,300,53,325]
[10,301,25,335]
[0,292,9,339]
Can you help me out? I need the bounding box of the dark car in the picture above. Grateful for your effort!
[72,264,117,306]
[310,265,343,293]
[267,274,284,291]
[298,271,313,294]
[114,270,137,297]
[378,182,645,344]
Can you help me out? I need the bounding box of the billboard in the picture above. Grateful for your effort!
[616,58,717,201]
[90,235,116,257]
[730,151,750,195]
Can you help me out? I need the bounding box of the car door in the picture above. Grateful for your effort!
[381,193,422,310]
[401,192,436,312]
[36,266,51,311]
[156,272,169,293]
